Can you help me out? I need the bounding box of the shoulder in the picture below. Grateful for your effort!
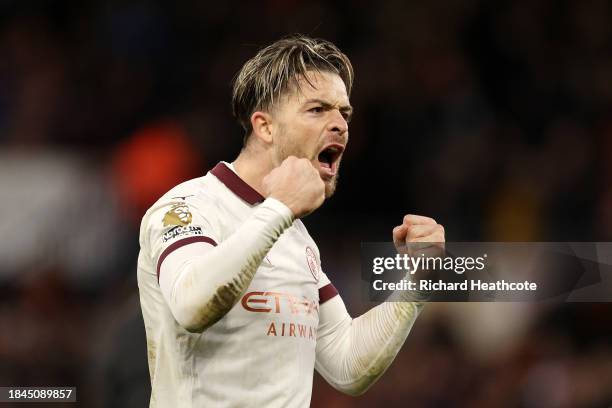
[145,173,226,217]
[138,174,227,246]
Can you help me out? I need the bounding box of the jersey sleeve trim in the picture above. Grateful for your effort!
[156,236,217,281]
[319,283,339,304]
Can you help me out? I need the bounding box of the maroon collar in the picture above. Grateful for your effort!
[210,162,265,205]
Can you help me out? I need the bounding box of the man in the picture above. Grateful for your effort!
[137,34,445,407]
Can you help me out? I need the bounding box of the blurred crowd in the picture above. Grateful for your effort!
[1,0,611,406]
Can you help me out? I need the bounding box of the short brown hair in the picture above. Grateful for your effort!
[231,34,354,141]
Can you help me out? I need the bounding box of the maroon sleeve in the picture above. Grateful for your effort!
[156,236,217,281]
[319,283,339,304]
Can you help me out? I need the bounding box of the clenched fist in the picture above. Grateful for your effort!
[392,214,445,258]
[262,156,325,218]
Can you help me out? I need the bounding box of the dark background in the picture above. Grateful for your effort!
[1,0,611,406]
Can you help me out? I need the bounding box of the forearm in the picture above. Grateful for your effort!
[316,297,423,395]
[159,198,293,332]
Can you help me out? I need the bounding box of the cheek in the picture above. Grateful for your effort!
[274,127,301,158]
[299,121,324,146]
[275,116,322,158]
[286,123,314,145]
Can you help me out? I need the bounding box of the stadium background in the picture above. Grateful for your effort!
[1,0,611,406]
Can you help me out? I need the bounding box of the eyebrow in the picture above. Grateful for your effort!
[303,98,353,116]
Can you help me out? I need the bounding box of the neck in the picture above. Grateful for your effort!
[233,147,274,197]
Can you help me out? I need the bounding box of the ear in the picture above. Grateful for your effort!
[250,111,273,144]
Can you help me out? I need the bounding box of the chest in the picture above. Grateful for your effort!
[251,226,321,298]
[216,205,323,322]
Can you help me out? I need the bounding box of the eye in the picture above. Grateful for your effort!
[309,106,324,113]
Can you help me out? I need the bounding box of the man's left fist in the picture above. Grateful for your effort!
[392,214,445,257]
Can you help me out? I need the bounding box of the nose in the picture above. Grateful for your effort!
[328,109,348,135]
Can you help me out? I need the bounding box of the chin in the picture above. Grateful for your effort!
[324,177,338,198]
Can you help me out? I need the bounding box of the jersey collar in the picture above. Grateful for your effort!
[210,162,265,205]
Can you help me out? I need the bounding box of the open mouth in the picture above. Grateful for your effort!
[317,143,344,179]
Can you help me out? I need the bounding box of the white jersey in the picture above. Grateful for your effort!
[137,162,338,407]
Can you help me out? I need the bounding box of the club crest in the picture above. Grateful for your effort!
[305,247,319,281]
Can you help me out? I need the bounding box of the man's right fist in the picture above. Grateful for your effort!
[262,156,325,218]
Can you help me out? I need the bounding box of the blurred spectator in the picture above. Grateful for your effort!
[109,120,204,223]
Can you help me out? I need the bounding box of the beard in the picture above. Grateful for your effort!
[324,168,339,198]
[274,125,342,198]
[324,178,337,198]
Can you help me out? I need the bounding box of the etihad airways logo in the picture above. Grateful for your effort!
[241,291,319,315]
[241,292,319,341]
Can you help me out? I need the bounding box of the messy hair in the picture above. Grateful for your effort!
[232,34,354,142]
